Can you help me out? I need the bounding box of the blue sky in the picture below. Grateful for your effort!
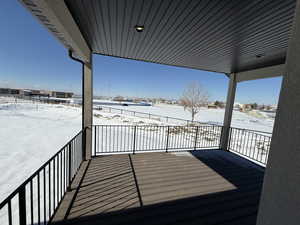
[0,0,282,104]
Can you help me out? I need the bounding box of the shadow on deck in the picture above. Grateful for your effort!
[51,150,264,225]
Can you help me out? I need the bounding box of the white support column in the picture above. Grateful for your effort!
[257,1,300,224]
[220,73,236,150]
[82,56,93,160]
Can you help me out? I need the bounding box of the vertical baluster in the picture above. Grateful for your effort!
[94,126,96,156]
[265,137,271,164]
[37,173,41,225]
[112,125,115,152]
[19,186,27,225]
[133,126,137,154]
[194,126,199,150]
[62,150,65,193]
[68,142,72,190]
[8,200,12,225]
[30,180,34,225]
[53,159,56,208]
[43,168,46,225]
[245,131,249,157]
[56,155,59,206]
[60,152,63,200]
[118,126,120,152]
[48,163,51,219]
[166,126,170,153]
[252,133,257,159]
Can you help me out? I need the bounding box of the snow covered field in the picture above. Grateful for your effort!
[0,96,276,224]
[98,103,275,133]
[0,98,171,203]
[0,97,275,203]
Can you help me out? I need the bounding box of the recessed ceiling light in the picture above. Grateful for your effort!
[256,54,265,58]
[135,25,144,32]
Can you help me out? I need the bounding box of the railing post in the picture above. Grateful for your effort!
[194,126,199,150]
[149,113,151,119]
[219,126,224,150]
[68,142,72,190]
[133,126,137,154]
[227,127,232,151]
[19,186,26,225]
[221,73,236,151]
[166,126,170,153]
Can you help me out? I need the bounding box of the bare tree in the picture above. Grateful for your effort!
[180,82,209,122]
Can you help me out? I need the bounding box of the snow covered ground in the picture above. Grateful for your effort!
[98,103,275,133]
[0,97,275,202]
[0,96,276,224]
[0,102,79,202]
[0,98,172,203]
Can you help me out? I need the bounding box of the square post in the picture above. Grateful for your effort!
[82,56,93,160]
[256,0,300,224]
[220,73,236,151]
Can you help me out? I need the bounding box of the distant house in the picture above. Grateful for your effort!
[31,89,40,95]
[39,90,52,97]
[234,103,254,112]
[208,104,218,109]
[0,88,21,95]
[20,89,32,96]
[113,96,125,102]
[243,104,253,111]
[233,103,243,111]
[51,91,73,98]
[0,87,73,99]
[10,89,20,95]
[0,88,10,95]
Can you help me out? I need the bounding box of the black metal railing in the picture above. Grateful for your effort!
[92,125,223,155]
[228,127,272,165]
[0,124,273,225]
[0,131,83,225]
[95,106,213,126]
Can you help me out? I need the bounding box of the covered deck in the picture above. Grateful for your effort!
[51,151,264,225]
[1,0,299,224]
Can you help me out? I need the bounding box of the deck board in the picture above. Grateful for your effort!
[51,150,264,225]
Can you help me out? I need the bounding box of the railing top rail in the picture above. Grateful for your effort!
[92,124,223,128]
[0,129,83,210]
[230,126,272,135]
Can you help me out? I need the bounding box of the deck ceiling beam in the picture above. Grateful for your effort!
[19,0,91,63]
[235,64,285,82]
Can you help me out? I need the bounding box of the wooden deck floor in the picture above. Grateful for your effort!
[51,150,264,225]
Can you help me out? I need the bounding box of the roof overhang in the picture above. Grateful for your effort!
[19,0,296,78]
[19,0,91,63]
